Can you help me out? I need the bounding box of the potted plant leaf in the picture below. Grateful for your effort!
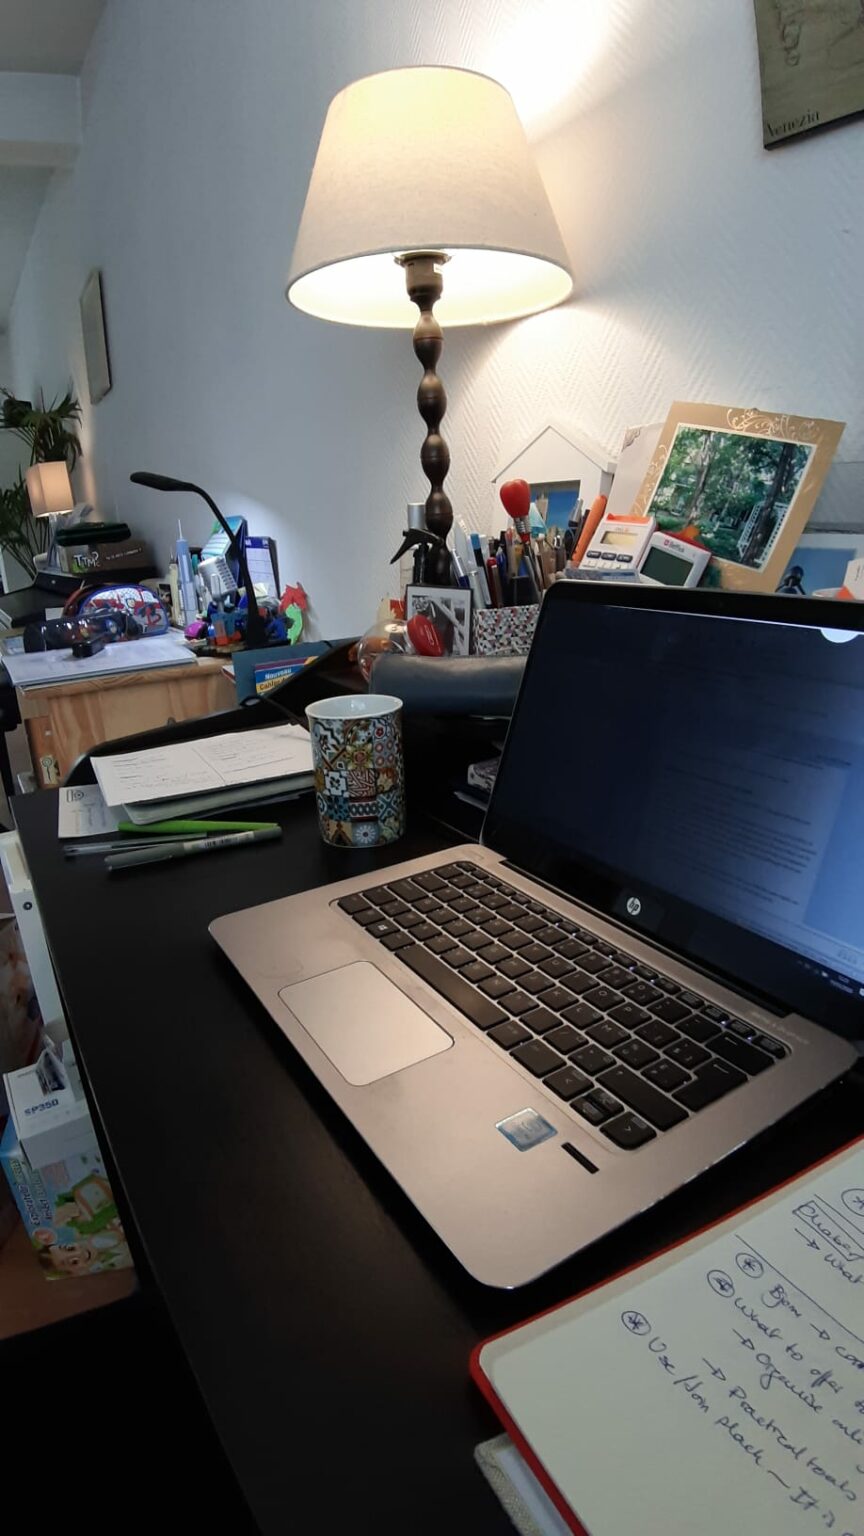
[0,390,83,581]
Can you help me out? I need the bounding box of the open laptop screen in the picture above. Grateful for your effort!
[484,585,864,1039]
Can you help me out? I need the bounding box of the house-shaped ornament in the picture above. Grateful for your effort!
[492,425,617,529]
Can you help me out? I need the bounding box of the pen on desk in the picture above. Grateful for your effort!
[116,818,281,836]
[106,826,282,871]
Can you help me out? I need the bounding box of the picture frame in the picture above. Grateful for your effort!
[79,269,112,404]
[776,530,864,597]
[630,402,844,592]
[405,585,472,656]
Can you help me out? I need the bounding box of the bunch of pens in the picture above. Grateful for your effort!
[64,819,282,872]
[452,518,555,609]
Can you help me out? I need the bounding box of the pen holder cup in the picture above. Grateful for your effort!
[306,694,405,848]
[472,605,540,658]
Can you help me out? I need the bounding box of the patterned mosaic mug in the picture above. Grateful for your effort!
[306,694,405,848]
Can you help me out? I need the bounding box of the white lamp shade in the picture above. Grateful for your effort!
[286,67,573,328]
[26,461,74,516]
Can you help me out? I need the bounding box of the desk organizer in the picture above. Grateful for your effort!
[472,605,540,657]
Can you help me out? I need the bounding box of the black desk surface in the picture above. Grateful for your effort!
[15,791,864,1534]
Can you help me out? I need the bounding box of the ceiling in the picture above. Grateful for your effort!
[0,0,105,74]
[0,1,105,337]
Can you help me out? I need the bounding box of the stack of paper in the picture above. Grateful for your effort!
[2,632,196,689]
[92,724,315,824]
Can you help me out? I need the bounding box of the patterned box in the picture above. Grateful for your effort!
[472,605,540,657]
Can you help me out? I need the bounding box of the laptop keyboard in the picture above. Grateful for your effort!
[337,861,788,1152]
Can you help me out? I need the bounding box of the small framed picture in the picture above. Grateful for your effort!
[405,585,472,656]
[80,269,112,404]
[776,531,864,597]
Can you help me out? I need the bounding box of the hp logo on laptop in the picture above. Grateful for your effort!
[626,896,642,917]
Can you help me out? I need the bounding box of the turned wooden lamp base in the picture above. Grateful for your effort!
[396,251,454,588]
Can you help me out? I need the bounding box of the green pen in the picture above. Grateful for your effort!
[117,819,281,836]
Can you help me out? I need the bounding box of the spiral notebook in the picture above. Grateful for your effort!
[472,1136,864,1536]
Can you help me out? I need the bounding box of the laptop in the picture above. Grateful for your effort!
[211,584,860,1287]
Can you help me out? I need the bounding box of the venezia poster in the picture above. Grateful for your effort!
[753,0,864,144]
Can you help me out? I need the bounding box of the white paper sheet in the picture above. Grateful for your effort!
[3,633,195,689]
[92,724,313,807]
[57,785,120,838]
[483,1142,864,1536]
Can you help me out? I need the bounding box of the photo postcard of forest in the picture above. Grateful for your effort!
[647,425,812,569]
[631,404,845,590]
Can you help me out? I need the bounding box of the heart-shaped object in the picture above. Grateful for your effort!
[499,478,531,522]
[407,612,446,656]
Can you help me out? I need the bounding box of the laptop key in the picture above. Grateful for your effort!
[615,1038,659,1070]
[449,895,478,914]
[753,1032,786,1059]
[435,863,469,881]
[649,997,691,1025]
[361,885,397,905]
[516,913,546,933]
[410,922,438,943]
[498,927,533,950]
[442,918,473,939]
[460,930,493,952]
[381,931,415,951]
[479,943,511,965]
[397,909,430,930]
[571,1044,614,1075]
[558,938,589,961]
[637,1019,679,1049]
[424,906,451,926]
[642,1058,690,1093]
[506,992,539,1017]
[398,945,507,1029]
[727,1017,756,1039]
[622,980,663,1007]
[583,985,624,1012]
[414,896,442,915]
[479,975,518,1001]
[484,893,511,911]
[499,955,533,979]
[701,1004,729,1024]
[441,947,474,970]
[496,904,525,924]
[603,1113,656,1150]
[655,978,682,995]
[544,1024,587,1055]
[674,1059,746,1110]
[387,879,425,901]
[666,1038,710,1070]
[584,1018,628,1049]
[511,1039,565,1077]
[536,985,582,1013]
[544,1065,593,1101]
[426,934,454,955]
[412,871,448,893]
[479,915,512,937]
[711,1033,774,1076]
[677,1013,720,1045]
[338,893,372,914]
[561,1000,602,1030]
[519,942,552,965]
[521,972,558,996]
[520,1007,561,1035]
[572,1088,621,1125]
[609,1001,650,1029]
[599,965,634,990]
[379,900,410,919]
[597,1066,688,1130]
[352,907,388,928]
[678,989,703,1008]
[579,952,612,975]
[534,926,565,947]
[461,960,494,984]
[488,1019,531,1050]
[539,955,577,980]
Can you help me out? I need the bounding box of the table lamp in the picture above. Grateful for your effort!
[26,461,79,569]
[286,66,573,585]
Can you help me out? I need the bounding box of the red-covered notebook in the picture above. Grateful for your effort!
[471,1136,864,1536]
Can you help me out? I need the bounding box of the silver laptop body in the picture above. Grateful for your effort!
[211,587,859,1287]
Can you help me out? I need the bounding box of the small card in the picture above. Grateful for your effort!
[57,784,120,839]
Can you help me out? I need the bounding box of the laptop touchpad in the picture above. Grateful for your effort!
[278,961,453,1085]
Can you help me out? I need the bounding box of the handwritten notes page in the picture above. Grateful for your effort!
[92,725,313,807]
[481,1142,864,1536]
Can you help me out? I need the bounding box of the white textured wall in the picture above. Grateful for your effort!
[0,331,11,390]
[9,0,864,634]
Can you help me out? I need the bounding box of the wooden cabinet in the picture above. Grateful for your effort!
[17,658,236,787]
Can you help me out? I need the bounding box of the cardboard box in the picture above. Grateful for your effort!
[0,1116,133,1280]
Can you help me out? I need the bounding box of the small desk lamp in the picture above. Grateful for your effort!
[286,66,572,584]
[129,472,269,648]
[26,461,80,568]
